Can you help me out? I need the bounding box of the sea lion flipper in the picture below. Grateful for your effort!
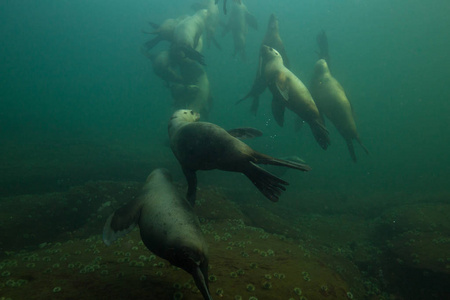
[274,73,289,101]
[183,168,198,206]
[144,36,163,50]
[246,12,258,30]
[346,139,357,162]
[227,127,263,139]
[103,200,142,246]
[271,98,286,127]
[244,161,289,202]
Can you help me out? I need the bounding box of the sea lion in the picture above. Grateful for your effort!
[141,49,184,84]
[237,13,290,114]
[176,58,213,119]
[143,16,186,50]
[310,59,368,161]
[260,45,330,150]
[316,30,330,66]
[215,0,232,14]
[103,168,212,300]
[171,9,208,65]
[168,109,311,205]
[222,0,258,61]
[193,0,221,49]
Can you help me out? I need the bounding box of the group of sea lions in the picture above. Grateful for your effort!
[102,1,369,299]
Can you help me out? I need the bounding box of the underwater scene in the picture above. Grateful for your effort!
[1,0,449,299]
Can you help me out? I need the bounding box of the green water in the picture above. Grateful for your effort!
[1,1,449,299]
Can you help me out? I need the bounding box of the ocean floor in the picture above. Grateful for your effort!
[1,180,449,300]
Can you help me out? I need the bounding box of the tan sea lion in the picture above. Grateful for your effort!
[103,168,212,300]
[141,49,184,84]
[222,0,258,61]
[237,13,290,114]
[177,58,213,119]
[168,109,311,205]
[310,59,368,162]
[172,9,208,65]
[260,45,330,149]
[143,16,186,50]
[193,0,221,49]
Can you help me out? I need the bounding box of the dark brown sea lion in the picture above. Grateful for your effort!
[310,59,368,161]
[103,168,212,300]
[168,109,311,205]
[237,13,290,114]
[260,45,330,150]
[222,0,258,61]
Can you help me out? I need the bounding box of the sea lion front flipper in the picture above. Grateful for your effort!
[183,168,198,206]
[271,98,286,127]
[274,73,290,101]
[103,199,142,246]
[227,127,263,139]
[316,30,330,65]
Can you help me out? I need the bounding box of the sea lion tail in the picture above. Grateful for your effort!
[310,120,330,150]
[244,162,289,202]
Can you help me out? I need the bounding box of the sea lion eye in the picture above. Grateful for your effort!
[190,111,194,115]
[183,111,187,114]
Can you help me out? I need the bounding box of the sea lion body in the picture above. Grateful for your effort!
[103,169,212,300]
[237,14,289,114]
[177,59,213,118]
[260,45,330,149]
[168,109,311,204]
[223,0,257,60]
[143,50,183,84]
[171,9,208,64]
[310,59,368,161]
[144,17,186,50]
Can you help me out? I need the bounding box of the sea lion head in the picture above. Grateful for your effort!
[313,59,330,76]
[268,14,279,31]
[171,109,201,123]
[260,45,283,63]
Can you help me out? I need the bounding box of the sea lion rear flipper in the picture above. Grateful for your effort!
[310,120,330,150]
[144,36,163,50]
[183,168,198,206]
[271,98,286,127]
[246,12,258,30]
[227,127,263,139]
[256,154,311,172]
[356,137,369,155]
[103,200,142,246]
[244,161,289,202]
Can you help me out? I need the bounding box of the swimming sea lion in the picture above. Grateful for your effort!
[310,59,368,161]
[222,0,258,61]
[168,109,311,205]
[260,45,330,150]
[172,9,208,65]
[103,168,212,300]
[177,58,213,119]
[143,17,186,50]
[142,49,184,84]
[193,0,221,49]
[237,13,290,114]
